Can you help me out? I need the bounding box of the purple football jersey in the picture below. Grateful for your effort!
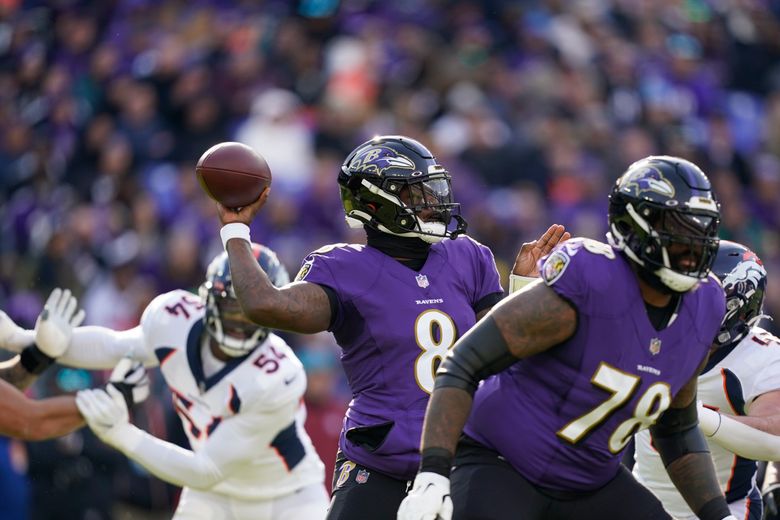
[298,236,502,480]
[463,237,725,491]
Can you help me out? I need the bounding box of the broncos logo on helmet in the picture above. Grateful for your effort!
[349,146,416,176]
[623,165,676,198]
[711,240,767,347]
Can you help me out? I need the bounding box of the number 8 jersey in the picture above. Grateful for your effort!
[462,238,726,491]
[296,237,503,481]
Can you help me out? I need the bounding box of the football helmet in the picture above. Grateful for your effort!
[711,240,768,347]
[199,243,290,357]
[338,135,467,243]
[607,155,720,292]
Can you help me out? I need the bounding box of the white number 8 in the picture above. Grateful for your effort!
[414,309,457,394]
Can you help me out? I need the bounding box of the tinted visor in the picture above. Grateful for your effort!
[655,210,719,277]
[400,175,456,223]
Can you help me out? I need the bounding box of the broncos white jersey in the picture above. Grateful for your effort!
[140,290,325,501]
[634,326,780,518]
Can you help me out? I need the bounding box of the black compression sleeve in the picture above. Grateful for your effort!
[696,497,732,520]
[317,284,340,331]
[473,291,503,315]
[435,316,517,395]
[650,399,710,467]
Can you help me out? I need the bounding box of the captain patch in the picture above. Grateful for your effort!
[541,250,570,286]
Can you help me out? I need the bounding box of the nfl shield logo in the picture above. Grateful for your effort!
[649,338,662,356]
[356,469,370,484]
[416,274,429,288]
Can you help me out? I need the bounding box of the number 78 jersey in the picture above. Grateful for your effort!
[296,238,503,481]
[464,238,726,492]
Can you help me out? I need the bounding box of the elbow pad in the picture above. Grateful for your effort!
[650,399,709,467]
[434,316,517,396]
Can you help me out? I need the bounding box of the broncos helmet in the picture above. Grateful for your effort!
[711,240,768,348]
[338,135,467,243]
[607,155,721,293]
[199,243,290,357]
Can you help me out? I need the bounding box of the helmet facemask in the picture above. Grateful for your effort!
[609,198,720,293]
[200,281,267,357]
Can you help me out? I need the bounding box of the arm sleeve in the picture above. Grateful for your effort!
[0,329,35,353]
[103,397,299,489]
[57,326,156,370]
[699,405,780,461]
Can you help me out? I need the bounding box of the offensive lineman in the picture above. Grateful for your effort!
[635,241,779,519]
[399,156,736,520]
[1,244,328,519]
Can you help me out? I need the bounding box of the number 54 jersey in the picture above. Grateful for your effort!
[463,238,726,492]
[297,238,503,481]
[139,290,325,501]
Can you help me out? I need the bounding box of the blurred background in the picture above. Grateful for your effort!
[0,0,779,517]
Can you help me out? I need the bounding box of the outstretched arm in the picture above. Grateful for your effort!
[0,376,83,440]
[77,386,300,489]
[697,389,780,461]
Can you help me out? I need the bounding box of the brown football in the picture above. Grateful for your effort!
[196,142,272,208]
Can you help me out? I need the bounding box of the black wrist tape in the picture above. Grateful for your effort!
[19,345,55,375]
[420,447,453,477]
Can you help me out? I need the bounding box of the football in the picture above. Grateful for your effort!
[196,142,272,208]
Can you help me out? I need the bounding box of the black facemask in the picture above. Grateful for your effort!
[365,226,430,270]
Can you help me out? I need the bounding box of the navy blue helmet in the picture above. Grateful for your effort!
[711,240,768,347]
[199,243,290,357]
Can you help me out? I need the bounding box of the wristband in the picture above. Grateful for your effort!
[19,344,55,375]
[419,447,454,477]
[220,223,251,251]
[509,274,537,294]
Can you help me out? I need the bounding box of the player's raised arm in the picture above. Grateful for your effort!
[217,193,332,334]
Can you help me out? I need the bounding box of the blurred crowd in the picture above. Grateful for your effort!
[1,0,779,517]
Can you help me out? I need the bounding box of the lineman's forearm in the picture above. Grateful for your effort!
[0,356,37,390]
[420,387,473,461]
[665,451,727,517]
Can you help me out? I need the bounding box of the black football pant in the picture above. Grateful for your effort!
[451,437,672,520]
[326,451,409,520]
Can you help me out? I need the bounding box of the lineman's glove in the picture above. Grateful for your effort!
[397,472,453,520]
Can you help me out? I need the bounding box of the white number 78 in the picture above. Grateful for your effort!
[557,362,671,452]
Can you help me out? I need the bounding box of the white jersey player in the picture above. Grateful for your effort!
[14,244,328,519]
[634,240,778,519]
